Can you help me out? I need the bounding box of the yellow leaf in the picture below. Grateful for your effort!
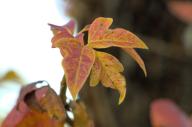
[89,58,102,87]
[96,51,124,72]
[96,51,126,104]
[88,17,148,49]
[123,48,147,76]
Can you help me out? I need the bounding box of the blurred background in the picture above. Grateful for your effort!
[0,0,69,124]
[1,0,192,127]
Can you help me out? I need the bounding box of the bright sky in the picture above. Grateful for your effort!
[0,0,69,119]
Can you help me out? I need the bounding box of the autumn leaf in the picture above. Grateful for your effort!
[50,21,95,100]
[49,19,75,35]
[88,17,148,49]
[89,58,102,87]
[150,99,191,127]
[61,43,95,99]
[2,81,65,127]
[50,17,148,104]
[93,51,126,104]
[123,48,147,76]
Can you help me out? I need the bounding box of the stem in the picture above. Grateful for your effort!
[60,75,67,105]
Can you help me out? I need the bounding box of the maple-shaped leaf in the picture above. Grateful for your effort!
[87,17,148,49]
[150,99,191,127]
[2,81,65,127]
[123,48,147,76]
[50,17,148,104]
[91,51,126,104]
[50,21,95,100]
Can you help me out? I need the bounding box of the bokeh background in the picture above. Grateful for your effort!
[1,0,192,127]
[0,0,69,124]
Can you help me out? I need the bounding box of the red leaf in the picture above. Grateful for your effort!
[168,1,192,23]
[2,82,65,127]
[150,99,191,127]
[49,20,75,35]
[61,43,95,99]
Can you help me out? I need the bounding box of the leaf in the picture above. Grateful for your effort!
[123,48,147,76]
[2,82,65,127]
[96,51,126,104]
[49,20,75,35]
[101,70,126,105]
[72,102,94,127]
[49,17,148,104]
[60,42,95,99]
[50,21,95,100]
[0,70,23,84]
[168,1,192,23]
[150,99,191,127]
[89,58,102,87]
[52,32,84,48]
[88,17,148,49]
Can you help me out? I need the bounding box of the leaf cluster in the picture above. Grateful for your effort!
[49,17,148,104]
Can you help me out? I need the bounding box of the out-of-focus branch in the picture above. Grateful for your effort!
[142,36,192,65]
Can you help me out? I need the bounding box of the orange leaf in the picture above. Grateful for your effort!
[49,20,75,35]
[150,99,191,127]
[123,48,147,76]
[61,42,95,99]
[2,82,65,127]
[88,17,148,49]
[51,32,84,48]
[96,51,126,104]
[89,58,102,87]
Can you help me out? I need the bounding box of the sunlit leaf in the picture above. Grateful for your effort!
[50,17,148,104]
[150,99,191,127]
[49,20,75,35]
[2,82,65,127]
[89,58,102,87]
[123,48,147,76]
[96,51,126,104]
[88,17,148,49]
[60,42,95,99]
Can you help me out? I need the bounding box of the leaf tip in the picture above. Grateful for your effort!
[141,40,149,49]
[69,86,78,101]
[144,70,147,77]
[118,88,126,105]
